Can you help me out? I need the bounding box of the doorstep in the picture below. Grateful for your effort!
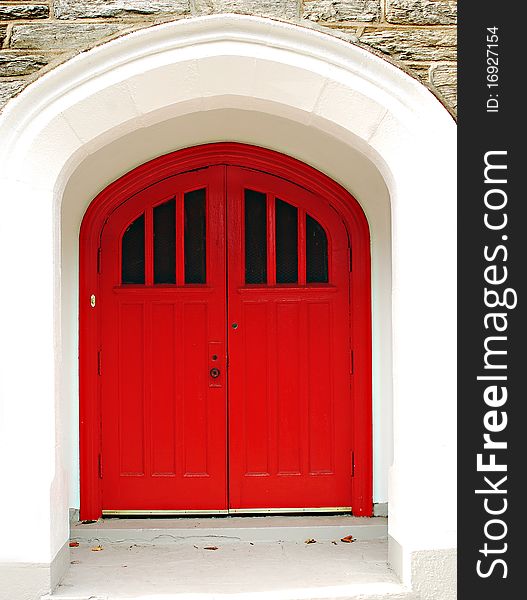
[71,515,387,545]
[46,537,416,600]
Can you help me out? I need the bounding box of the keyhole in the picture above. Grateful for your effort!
[212,354,218,361]
[232,323,238,329]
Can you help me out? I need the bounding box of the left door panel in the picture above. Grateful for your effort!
[99,166,228,512]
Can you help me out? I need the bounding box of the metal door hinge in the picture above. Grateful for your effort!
[97,350,102,376]
[98,454,103,479]
[97,248,102,273]
[90,294,96,308]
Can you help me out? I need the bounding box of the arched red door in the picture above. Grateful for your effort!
[80,144,372,518]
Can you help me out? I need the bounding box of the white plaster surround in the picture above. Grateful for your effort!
[0,13,456,594]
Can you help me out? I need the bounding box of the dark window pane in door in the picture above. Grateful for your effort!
[122,213,145,284]
[184,188,206,284]
[306,214,329,283]
[276,198,298,284]
[154,198,176,284]
[244,189,267,284]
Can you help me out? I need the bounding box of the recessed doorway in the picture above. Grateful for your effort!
[79,144,372,518]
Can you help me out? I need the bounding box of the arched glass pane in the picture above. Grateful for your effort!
[276,198,298,284]
[245,189,267,284]
[122,213,145,284]
[184,188,206,284]
[306,214,328,283]
[154,198,176,284]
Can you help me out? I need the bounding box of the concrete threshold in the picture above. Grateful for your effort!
[71,515,387,545]
[46,537,416,600]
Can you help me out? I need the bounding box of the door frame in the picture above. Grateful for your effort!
[79,142,372,520]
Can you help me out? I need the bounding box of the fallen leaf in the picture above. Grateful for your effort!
[331,541,338,545]
[305,538,316,544]
[70,560,81,565]
[69,541,79,548]
[204,546,218,550]
[340,535,355,543]
[249,542,254,545]
[91,545,104,552]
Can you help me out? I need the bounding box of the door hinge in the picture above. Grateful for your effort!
[98,454,103,479]
[97,247,102,273]
[351,451,355,477]
[97,350,102,376]
[350,349,354,375]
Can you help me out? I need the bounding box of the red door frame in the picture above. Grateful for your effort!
[79,143,372,520]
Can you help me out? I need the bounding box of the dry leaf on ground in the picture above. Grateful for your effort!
[69,541,79,547]
[340,535,355,543]
[305,538,317,544]
[204,546,218,550]
[91,545,104,551]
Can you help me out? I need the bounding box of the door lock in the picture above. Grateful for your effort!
[210,367,220,378]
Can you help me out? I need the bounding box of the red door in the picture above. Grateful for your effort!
[97,160,357,514]
[227,167,353,511]
[100,167,228,512]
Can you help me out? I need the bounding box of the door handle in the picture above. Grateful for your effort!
[210,367,220,378]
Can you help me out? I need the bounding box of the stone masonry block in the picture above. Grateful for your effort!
[0,4,49,21]
[0,80,25,109]
[0,25,6,47]
[358,28,456,61]
[405,62,430,85]
[10,22,135,50]
[404,61,456,113]
[194,0,299,20]
[430,63,456,110]
[0,53,49,76]
[54,0,190,20]
[386,0,457,26]
[303,0,380,23]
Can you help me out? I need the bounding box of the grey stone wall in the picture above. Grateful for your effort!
[0,1,456,114]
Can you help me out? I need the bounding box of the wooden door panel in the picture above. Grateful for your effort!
[118,301,145,476]
[275,301,302,476]
[180,301,210,476]
[150,302,177,476]
[227,167,353,510]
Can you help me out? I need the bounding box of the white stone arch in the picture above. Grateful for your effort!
[0,14,456,596]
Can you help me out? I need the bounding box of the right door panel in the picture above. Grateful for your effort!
[227,167,353,511]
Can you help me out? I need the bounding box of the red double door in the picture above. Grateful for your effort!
[100,165,353,513]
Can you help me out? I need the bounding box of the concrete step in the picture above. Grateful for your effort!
[71,515,387,544]
[46,537,416,600]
